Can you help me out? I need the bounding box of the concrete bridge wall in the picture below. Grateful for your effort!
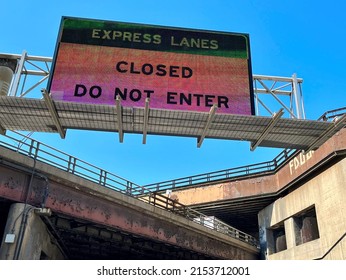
[169,129,346,205]
[0,146,258,260]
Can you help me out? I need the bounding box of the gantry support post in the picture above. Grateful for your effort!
[197,104,218,148]
[42,89,66,139]
[250,108,284,151]
[115,96,124,143]
[143,98,150,144]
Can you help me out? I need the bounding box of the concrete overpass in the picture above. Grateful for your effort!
[0,108,345,260]
[144,126,346,238]
[0,131,258,260]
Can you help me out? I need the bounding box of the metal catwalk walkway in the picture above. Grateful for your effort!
[1,96,345,152]
[1,52,345,152]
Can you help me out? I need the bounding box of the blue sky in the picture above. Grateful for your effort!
[1,0,345,185]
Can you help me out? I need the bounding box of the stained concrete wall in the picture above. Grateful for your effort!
[169,129,345,206]
[0,147,259,260]
[168,174,277,205]
[0,203,64,260]
[258,157,346,260]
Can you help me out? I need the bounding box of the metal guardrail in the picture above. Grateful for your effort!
[0,131,258,247]
[0,132,139,194]
[132,107,346,195]
[135,148,297,195]
[147,192,257,246]
[318,107,346,121]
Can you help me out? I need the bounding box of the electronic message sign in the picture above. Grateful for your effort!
[48,17,255,115]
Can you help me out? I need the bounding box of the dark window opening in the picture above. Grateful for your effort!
[293,206,320,246]
[268,223,287,254]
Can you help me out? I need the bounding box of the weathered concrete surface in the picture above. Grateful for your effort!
[258,156,346,260]
[0,203,64,260]
[0,147,258,260]
[170,128,346,205]
[169,174,278,205]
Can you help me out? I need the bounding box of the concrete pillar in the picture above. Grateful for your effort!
[0,203,64,260]
[284,218,296,249]
[258,203,274,259]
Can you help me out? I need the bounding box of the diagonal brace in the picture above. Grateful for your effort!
[197,104,218,148]
[42,89,66,139]
[304,113,346,154]
[250,108,284,151]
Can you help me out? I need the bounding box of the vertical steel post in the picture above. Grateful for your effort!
[10,50,27,97]
[292,73,305,119]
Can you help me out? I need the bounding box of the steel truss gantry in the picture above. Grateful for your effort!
[254,74,305,119]
[3,51,344,153]
[0,51,305,120]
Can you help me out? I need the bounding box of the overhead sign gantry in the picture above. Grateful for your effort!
[0,17,345,151]
[48,17,255,115]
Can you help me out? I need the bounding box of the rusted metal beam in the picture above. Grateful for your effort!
[0,156,258,259]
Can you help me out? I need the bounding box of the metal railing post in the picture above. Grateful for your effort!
[34,142,40,159]
[28,139,34,157]
[126,182,133,195]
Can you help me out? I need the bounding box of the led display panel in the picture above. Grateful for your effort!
[48,17,255,115]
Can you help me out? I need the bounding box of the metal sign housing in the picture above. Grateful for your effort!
[47,17,255,115]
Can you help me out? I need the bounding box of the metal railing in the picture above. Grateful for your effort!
[318,107,346,121]
[131,107,346,195]
[146,192,257,246]
[0,132,140,194]
[0,131,259,247]
[135,148,297,195]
